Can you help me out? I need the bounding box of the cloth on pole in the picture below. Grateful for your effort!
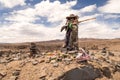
[76,48,90,61]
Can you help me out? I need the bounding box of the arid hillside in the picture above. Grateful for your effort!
[0,39,120,52]
[0,39,120,80]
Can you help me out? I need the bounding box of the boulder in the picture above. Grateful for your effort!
[58,65,102,80]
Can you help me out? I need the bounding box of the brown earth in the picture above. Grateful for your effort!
[0,39,120,80]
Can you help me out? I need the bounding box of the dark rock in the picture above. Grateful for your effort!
[58,65,102,80]
[102,67,112,78]
[113,63,120,73]
[7,58,13,63]
[0,71,7,77]
[57,58,62,62]
[108,52,114,56]
[39,60,45,63]
[0,71,7,79]
[101,47,107,53]
[39,75,46,80]
[0,51,3,57]
[12,70,20,76]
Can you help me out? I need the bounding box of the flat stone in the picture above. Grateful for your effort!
[45,58,51,63]
[19,61,26,67]
[50,60,56,64]
[12,70,20,76]
[108,52,114,56]
[39,75,46,80]
[39,70,47,80]
[61,48,67,53]
[53,63,59,67]
[32,60,38,65]
[39,60,45,63]
[114,63,120,73]
[64,58,72,61]
[67,50,78,54]
[0,71,7,77]
[0,59,7,63]
[0,71,7,79]
[65,61,70,65]
[13,57,20,61]
[9,76,18,80]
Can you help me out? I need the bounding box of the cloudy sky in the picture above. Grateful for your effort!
[0,0,120,43]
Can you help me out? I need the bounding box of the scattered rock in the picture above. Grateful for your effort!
[13,57,20,61]
[102,67,112,78]
[57,58,62,62]
[45,58,51,63]
[39,59,45,63]
[113,63,120,73]
[32,60,39,65]
[63,58,72,65]
[101,47,107,53]
[105,59,112,64]
[12,70,21,76]
[50,60,56,64]
[53,63,59,67]
[108,52,114,56]
[19,62,25,67]
[0,71,7,77]
[65,61,70,65]
[39,70,47,80]
[91,45,98,50]
[9,76,18,80]
[0,59,7,64]
[39,75,46,80]
[0,71,7,79]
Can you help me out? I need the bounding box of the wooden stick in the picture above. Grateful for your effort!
[78,17,96,23]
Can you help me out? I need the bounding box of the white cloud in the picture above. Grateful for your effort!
[103,14,120,19]
[0,22,64,43]
[80,4,96,13]
[1,0,79,43]
[33,0,78,23]
[5,0,78,23]
[0,0,120,43]
[79,21,120,39]
[0,0,26,8]
[98,0,120,13]
[5,8,37,23]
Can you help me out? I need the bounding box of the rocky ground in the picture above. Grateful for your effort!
[0,39,120,80]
